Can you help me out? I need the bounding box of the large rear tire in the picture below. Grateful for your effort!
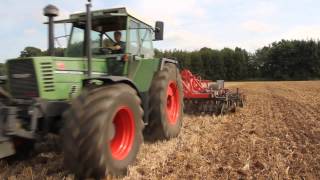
[144,63,184,141]
[62,84,143,178]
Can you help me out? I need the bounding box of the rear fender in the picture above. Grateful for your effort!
[160,58,179,70]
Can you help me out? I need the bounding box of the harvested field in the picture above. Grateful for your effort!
[1,81,320,179]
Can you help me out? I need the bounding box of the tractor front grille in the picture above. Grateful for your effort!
[40,62,55,92]
[7,59,39,98]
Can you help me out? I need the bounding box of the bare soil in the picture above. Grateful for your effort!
[1,81,320,179]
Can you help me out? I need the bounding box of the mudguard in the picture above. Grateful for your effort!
[160,58,179,70]
[82,76,150,123]
[83,76,139,94]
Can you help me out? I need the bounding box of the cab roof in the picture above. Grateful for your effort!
[52,7,153,29]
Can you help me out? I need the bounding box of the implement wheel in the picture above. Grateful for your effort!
[144,63,184,141]
[239,95,245,107]
[62,84,143,178]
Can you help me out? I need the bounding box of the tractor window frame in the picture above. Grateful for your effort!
[65,25,85,57]
[66,22,129,57]
[139,25,154,58]
[128,19,141,56]
[66,25,101,57]
[127,18,155,58]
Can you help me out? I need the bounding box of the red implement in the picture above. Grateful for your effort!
[180,69,245,115]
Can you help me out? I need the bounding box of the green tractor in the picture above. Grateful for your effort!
[0,1,183,178]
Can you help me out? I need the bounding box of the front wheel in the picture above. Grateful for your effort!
[62,84,144,178]
[144,63,184,141]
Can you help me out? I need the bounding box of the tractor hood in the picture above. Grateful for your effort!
[5,56,120,100]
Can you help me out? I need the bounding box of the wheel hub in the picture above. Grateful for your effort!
[166,81,180,125]
[109,107,135,160]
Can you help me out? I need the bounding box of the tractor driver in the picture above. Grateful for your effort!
[104,31,126,54]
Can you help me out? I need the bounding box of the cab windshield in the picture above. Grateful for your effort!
[66,27,127,57]
[66,16,127,57]
[65,16,154,58]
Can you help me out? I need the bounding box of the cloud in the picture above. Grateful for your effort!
[242,20,274,33]
[246,1,278,18]
[162,29,216,50]
[125,0,220,50]
[283,26,320,40]
[1,0,320,62]
[127,0,208,27]
[23,28,38,36]
[231,25,320,52]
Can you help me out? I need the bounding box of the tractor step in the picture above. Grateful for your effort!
[5,129,34,139]
[0,139,15,159]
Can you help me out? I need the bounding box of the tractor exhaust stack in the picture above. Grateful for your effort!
[43,5,59,56]
[85,0,92,78]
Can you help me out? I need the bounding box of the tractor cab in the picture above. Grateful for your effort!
[55,8,162,59]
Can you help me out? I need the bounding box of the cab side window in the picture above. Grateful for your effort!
[128,21,139,55]
[67,27,84,57]
[139,28,154,58]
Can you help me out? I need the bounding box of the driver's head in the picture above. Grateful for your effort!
[114,31,122,42]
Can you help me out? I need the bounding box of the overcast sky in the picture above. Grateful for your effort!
[0,0,319,62]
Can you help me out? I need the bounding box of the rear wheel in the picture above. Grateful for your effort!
[144,63,183,141]
[62,84,143,178]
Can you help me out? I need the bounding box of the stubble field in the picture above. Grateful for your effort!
[1,81,320,179]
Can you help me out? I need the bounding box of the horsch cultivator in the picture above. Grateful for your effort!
[181,69,245,115]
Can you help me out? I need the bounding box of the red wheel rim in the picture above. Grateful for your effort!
[166,81,180,125]
[109,107,135,160]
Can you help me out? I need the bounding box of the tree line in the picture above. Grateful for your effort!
[155,39,320,80]
[1,39,320,80]
[19,46,65,57]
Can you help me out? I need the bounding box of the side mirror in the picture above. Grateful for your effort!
[155,21,164,41]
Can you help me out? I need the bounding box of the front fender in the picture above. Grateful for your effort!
[83,76,139,95]
[83,76,151,124]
